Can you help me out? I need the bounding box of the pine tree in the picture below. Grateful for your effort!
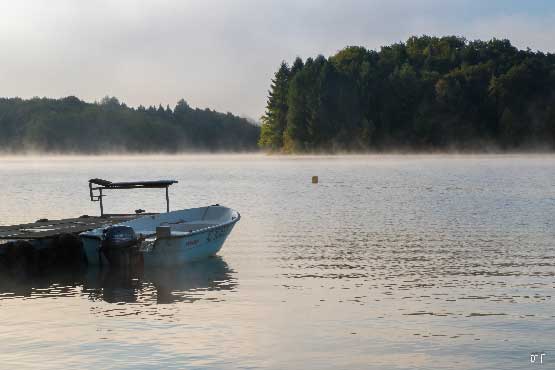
[284,58,312,152]
[258,61,291,151]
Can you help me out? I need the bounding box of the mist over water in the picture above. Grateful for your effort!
[0,154,554,369]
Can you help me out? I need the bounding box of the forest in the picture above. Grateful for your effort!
[259,36,555,152]
[0,96,260,153]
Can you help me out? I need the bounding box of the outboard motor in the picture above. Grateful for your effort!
[100,226,143,267]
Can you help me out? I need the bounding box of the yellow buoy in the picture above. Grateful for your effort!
[312,176,319,184]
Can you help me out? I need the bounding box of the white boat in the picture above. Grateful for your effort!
[80,179,240,267]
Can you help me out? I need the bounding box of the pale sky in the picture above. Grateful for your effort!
[0,0,553,120]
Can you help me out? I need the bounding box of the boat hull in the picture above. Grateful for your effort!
[80,206,240,267]
[144,221,237,266]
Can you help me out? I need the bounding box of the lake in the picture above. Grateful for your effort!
[0,154,554,369]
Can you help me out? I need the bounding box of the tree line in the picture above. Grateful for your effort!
[0,96,260,153]
[259,36,555,152]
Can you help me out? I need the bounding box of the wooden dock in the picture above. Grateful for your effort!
[0,215,142,240]
[0,214,146,277]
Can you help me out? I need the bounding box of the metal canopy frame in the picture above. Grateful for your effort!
[88,179,178,216]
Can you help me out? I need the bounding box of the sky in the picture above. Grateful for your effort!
[0,0,554,120]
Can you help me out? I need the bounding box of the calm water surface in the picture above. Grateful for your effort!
[0,154,554,369]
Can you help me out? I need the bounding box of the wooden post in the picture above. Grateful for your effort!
[165,186,170,213]
[99,188,104,216]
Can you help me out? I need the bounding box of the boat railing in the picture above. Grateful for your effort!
[88,179,178,216]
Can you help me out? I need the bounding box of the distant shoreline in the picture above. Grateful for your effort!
[0,96,260,153]
[1,151,554,160]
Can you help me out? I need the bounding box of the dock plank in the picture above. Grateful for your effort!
[0,215,145,240]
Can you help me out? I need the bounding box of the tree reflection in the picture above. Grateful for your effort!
[0,256,237,306]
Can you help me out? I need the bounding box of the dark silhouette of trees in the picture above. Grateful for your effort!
[259,36,555,152]
[258,62,290,150]
[0,96,260,153]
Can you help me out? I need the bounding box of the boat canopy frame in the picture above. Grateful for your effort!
[89,179,178,216]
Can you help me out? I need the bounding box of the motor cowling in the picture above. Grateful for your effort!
[102,226,138,248]
[101,226,142,267]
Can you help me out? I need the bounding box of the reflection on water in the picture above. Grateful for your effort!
[0,155,554,369]
[0,257,236,308]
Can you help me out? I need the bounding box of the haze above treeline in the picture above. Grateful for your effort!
[0,97,260,153]
[1,35,555,154]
